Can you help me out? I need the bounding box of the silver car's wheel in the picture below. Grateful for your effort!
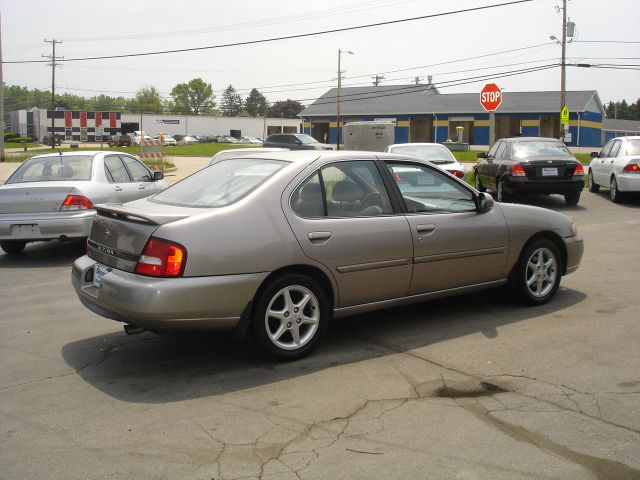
[252,274,328,360]
[513,238,562,305]
[610,176,622,203]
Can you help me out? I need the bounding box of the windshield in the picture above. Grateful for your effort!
[297,134,318,144]
[512,141,573,158]
[625,140,640,156]
[151,158,286,208]
[6,155,93,184]
[390,145,455,163]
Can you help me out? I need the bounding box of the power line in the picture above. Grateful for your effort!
[3,0,533,64]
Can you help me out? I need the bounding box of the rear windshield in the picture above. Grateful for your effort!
[512,141,572,158]
[150,158,286,208]
[6,155,93,184]
[390,145,455,163]
[625,140,640,156]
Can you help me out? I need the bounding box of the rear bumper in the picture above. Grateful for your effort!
[616,174,640,192]
[0,210,95,241]
[563,235,584,275]
[504,176,584,195]
[71,255,269,331]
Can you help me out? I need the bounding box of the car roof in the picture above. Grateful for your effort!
[502,137,563,143]
[234,149,414,166]
[387,143,446,148]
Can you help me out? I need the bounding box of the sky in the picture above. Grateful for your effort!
[1,0,639,110]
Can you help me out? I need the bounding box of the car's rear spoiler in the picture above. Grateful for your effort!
[95,204,189,226]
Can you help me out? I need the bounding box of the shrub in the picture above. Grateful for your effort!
[4,132,19,141]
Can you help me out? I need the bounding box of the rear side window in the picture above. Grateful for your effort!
[104,155,131,183]
[151,158,286,208]
[6,155,93,184]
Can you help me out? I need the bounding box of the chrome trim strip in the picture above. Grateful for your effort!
[414,246,506,264]
[336,258,410,273]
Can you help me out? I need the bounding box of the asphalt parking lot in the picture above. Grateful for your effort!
[1,159,639,479]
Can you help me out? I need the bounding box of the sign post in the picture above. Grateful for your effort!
[480,83,502,147]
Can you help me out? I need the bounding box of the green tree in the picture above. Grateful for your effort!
[127,86,164,114]
[170,78,216,115]
[219,85,243,117]
[267,99,304,119]
[244,88,269,117]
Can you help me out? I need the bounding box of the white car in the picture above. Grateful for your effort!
[130,131,151,145]
[238,136,263,145]
[181,136,198,145]
[153,135,177,146]
[384,143,466,179]
[588,136,640,202]
[207,147,289,166]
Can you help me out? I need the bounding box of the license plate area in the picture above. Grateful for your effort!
[93,263,112,288]
[10,224,40,237]
[541,167,558,176]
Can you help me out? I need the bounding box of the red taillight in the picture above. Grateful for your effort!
[511,162,526,177]
[573,162,584,176]
[451,170,465,179]
[622,163,640,174]
[60,195,93,210]
[134,238,187,277]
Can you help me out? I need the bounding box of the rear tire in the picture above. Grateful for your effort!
[512,238,562,306]
[496,178,509,202]
[0,241,27,255]
[251,274,329,361]
[564,191,581,206]
[610,176,623,203]
[588,170,599,193]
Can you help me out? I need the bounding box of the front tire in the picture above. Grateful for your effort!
[512,238,562,305]
[251,274,329,361]
[474,171,486,192]
[0,240,27,255]
[588,170,599,193]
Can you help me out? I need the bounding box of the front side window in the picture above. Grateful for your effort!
[494,142,507,160]
[386,161,476,214]
[122,155,153,181]
[104,155,131,183]
[151,158,286,208]
[6,155,93,184]
[600,140,614,158]
[291,160,393,218]
[609,140,622,158]
[487,141,502,158]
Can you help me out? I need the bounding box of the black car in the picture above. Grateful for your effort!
[41,133,62,146]
[474,137,584,205]
[263,133,333,151]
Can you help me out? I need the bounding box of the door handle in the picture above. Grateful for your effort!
[610,160,614,164]
[308,231,332,243]
[138,184,146,190]
[416,224,436,233]
[114,186,123,191]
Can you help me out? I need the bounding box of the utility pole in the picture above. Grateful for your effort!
[43,39,62,149]
[371,74,385,86]
[336,49,353,150]
[559,0,567,140]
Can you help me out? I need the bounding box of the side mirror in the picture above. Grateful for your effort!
[590,151,599,158]
[477,152,488,159]
[153,171,164,181]
[477,192,494,212]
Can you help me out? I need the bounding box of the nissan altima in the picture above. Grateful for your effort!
[72,151,583,360]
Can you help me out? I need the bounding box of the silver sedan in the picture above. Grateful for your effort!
[0,151,167,255]
[72,151,583,360]
[385,143,466,179]
[588,136,640,202]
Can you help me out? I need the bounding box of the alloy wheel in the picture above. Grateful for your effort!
[525,247,557,299]
[264,285,320,351]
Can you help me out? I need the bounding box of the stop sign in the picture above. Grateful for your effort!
[480,83,502,111]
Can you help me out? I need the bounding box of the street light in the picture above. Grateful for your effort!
[336,49,354,150]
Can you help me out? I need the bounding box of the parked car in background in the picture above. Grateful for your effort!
[220,136,239,143]
[130,131,151,145]
[71,150,582,360]
[206,147,289,166]
[588,136,640,203]
[195,135,213,143]
[238,136,263,145]
[385,143,466,179]
[172,134,184,143]
[474,137,584,205]
[42,133,62,146]
[264,133,333,150]
[107,135,132,147]
[179,136,198,145]
[0,152,167,255]
[153,135,177,146]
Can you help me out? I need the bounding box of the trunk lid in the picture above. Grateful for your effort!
[520,158,579,180]
[0,182,80,214]
[88,203,191,272]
